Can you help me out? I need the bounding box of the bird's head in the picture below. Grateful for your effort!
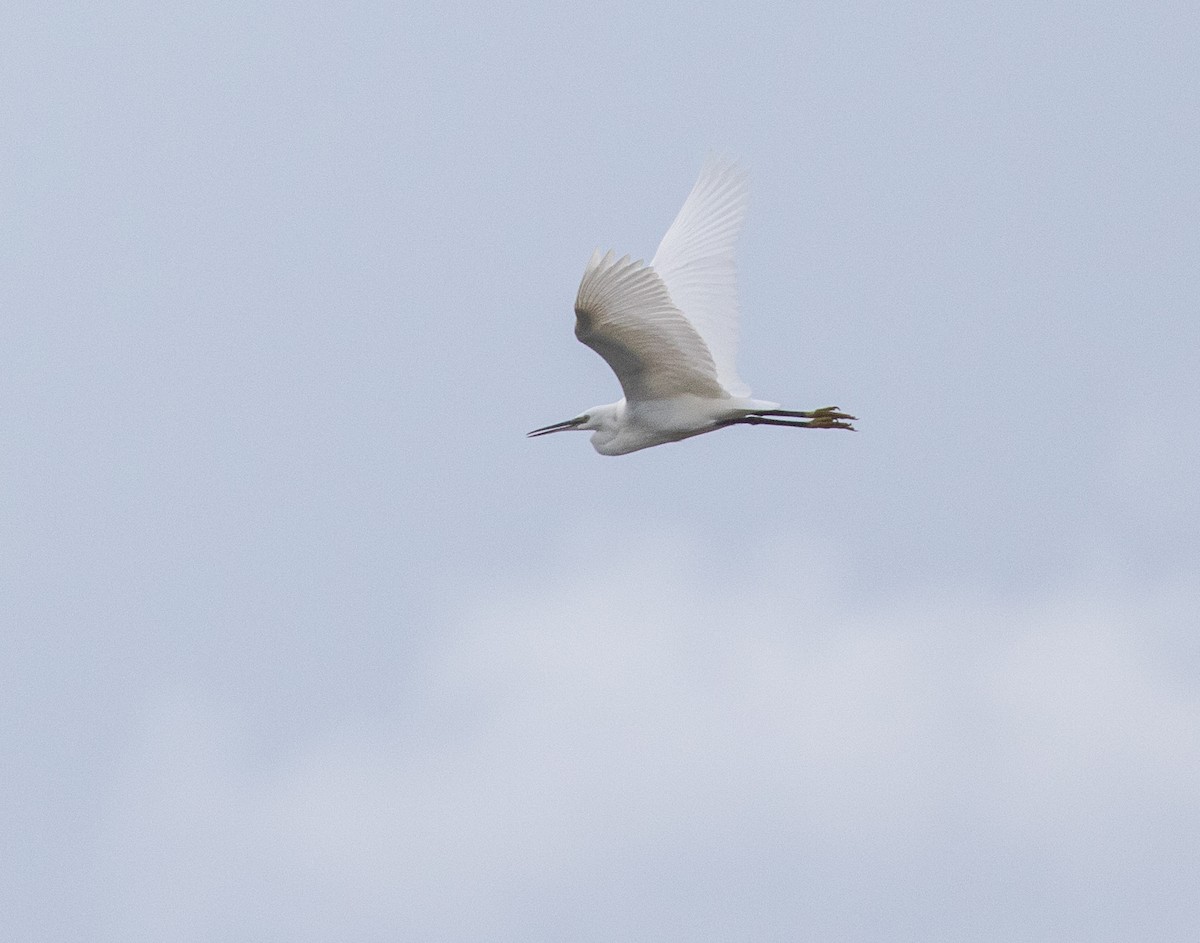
[527,402,623,445]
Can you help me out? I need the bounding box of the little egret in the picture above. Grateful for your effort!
[529,158,856,455]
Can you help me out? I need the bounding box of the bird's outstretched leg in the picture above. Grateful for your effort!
[756,406,857,423]
[724,406,856,431]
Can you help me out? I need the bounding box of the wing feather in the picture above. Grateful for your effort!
[574,249,726,402]
[651,157,750,397]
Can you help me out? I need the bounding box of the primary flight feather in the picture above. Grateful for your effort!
[530,157,856,455]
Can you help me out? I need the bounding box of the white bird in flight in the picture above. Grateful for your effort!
[529,158,856,455]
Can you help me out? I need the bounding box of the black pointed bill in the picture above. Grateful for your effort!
[527,416,587,437]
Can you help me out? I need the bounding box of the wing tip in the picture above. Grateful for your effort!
[698,153,749,193]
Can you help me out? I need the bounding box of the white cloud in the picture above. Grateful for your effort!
[95,536,1200,942]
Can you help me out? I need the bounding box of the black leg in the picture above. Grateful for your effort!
[753,406,857,422]
[720,415,855,431]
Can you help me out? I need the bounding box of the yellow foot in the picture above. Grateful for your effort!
[806,406,856,429]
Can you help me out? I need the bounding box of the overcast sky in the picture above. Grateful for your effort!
[5,1,1200,940]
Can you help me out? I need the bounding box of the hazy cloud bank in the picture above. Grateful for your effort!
[96,539,1200,942]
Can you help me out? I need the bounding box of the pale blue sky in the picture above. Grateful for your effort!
[5,2,1199,940]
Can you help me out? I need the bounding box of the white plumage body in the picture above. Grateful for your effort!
[529,158,854,454]
[584,394,782,456]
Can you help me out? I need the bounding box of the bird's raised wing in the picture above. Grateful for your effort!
[574,249,726,402]
[651,157,750,397]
